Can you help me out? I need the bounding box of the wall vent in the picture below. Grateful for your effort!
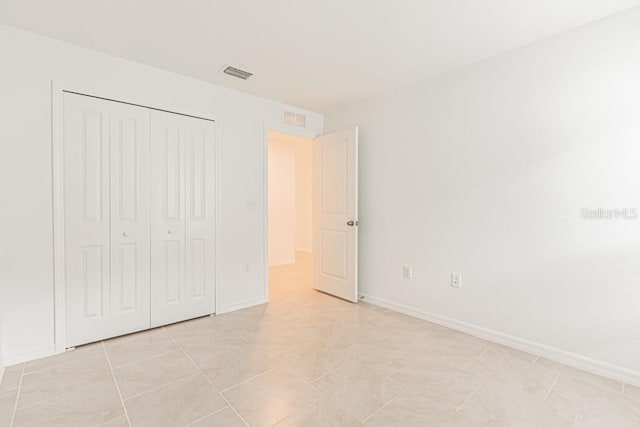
[284,110,307,127]
[222,66,253,80]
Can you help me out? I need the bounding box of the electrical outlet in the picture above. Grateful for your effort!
[451,273,462,288]
[402,265,412,279]
[246,199,257,211]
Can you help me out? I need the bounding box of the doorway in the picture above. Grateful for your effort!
[266,126,359,303]
[267,130,314,297]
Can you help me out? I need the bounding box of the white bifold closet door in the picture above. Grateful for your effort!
[150,110,215,327]
[64,93,151,347]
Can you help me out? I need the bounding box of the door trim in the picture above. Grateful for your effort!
[51,81,218,354]
[63,90,215,123]
[262,123,319,304]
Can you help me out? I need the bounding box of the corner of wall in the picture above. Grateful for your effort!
[0,300,4,382]
[0,350,4,384]
[217,296,268,315]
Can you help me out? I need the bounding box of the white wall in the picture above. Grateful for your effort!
[0,25,322,365]
[325,7,640,378]
[294,138,313,253]
[268,137,296,266]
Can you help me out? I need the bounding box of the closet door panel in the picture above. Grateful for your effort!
[184,117,216,317]
[109,102,151,336]
[63,93,111,347]
[150,110,187,327]
[64,93,216,345]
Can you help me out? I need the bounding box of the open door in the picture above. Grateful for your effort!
[313,127,359,302]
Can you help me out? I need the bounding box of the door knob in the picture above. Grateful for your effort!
[347,220,355,226]
[122,232,130,237]
[168,230,174,235]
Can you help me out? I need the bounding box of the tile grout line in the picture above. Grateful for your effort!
[533,355,541,364]
[543,373,561,402]
[321,355,408,425]
[21,349,100,377]
[184,404,233,426]
[269,394,324,426]
[102,341,133,427]
[456,379,487,413]
[463,349,488,370]
[13,347,122,411]
[278,342,404,403]
[123,373,201,402]
[9,363,25,427]
[10,366,114,413]
[361,389,404,424]
[286,367,326,396]
[164,327,251,427]
[368,361,409,407]
[185,374,251,427]
[303,358,355,387]
[386,365,405,379]
[110,348,182,370]
[219,368,276,393]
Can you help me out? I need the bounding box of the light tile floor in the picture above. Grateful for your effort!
[1,252,640,426]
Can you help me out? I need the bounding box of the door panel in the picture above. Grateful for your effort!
[81,246,106,317]
[114,244,137,310]
[321,230,348,279]
[184,116,216,316]
[313,128,359,302]
[164,240,183,302]
[64,93,111,347]
[321,140,349,214]
[166,127,182,221]
[109,102,151,336]
[187,239,206,298]
[151,110,187,327]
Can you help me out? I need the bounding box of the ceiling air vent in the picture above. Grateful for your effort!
[222,65,253,80]
[284,110,307,127]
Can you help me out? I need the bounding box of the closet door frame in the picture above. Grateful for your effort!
[52,82,219,354]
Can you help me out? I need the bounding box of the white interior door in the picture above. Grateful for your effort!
[313,127,359,302]
[150,110,187,326]
[184,115,216,318]
[109,102,151,337]
[64,93,152,347]
[150,111,215,327]
[64,93,111,346]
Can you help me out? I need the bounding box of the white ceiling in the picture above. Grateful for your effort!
[1,0,638,112]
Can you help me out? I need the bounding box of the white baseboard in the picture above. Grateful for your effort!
[269,258,296,267]
[361,293,640,387]
[0,365,4,385]
[295,247,312,254]
[217,297,268,315]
